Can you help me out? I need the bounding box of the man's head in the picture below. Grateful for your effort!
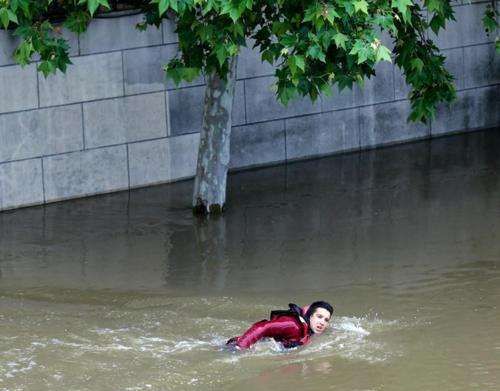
[305,301,333,334]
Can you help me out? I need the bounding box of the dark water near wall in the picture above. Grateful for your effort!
[1,129,499,391]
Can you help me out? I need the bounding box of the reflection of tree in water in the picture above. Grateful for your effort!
[163,214,231,292]
[194,216,230,291]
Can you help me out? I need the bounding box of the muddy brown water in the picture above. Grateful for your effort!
[1,129,499,391]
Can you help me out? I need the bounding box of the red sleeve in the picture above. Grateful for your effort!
[236,318,300,349]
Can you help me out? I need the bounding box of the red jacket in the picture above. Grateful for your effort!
[228,312,311,349]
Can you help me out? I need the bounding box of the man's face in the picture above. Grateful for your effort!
[309,307,331,334]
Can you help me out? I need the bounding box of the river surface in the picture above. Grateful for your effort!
[1,129,500,391]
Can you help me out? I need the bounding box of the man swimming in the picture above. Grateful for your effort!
[226,301,333,349]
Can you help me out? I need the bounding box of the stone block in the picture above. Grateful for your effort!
[43,146,128,202]
[432,86,500,136]
[459,4,493,47]
[233,80,246,126]
[162,19,178,44]
[245,76,321,123]
[128,132,199,187]
[286,109,359,160]
[123,45,171,94]
[394,66,412,100]
[463,43,500,89]
[321,85,356,112]
[0,158,43,210]
[123,44,204,95]
[128,138,170,187]
[236,40,275,80]
[354,61,395,106]
[442,47,465,90]
[430,3,492,49]
[0,64,38,114]
[230,120,285,169]
[359,101,430,148]
[168,86,204,135]
[83,92,167,148]
[79,14,162,54]
[38,52,123,107]
[168,132,200,180]
[0,105,83,163]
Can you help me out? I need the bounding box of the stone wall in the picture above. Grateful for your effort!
[0,1,499,211]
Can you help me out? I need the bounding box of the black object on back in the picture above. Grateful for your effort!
[270,303,304,320]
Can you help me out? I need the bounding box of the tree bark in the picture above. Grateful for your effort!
[192,57,238,215]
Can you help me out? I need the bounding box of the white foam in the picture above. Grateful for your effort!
[2,356,37,379]
[337,320,371,335]
[138,337,166,343]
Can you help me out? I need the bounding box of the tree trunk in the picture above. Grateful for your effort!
[192,57,237,215]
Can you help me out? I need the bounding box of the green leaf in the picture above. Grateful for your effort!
[288,55,306,73]
[7,9,18,24]
[0,8,10,29]
[287,55,305,75]
[482,6,499,34]
[304,3,321,23]
[319,81,333,97]
[294,55,305,71]
[307,44,326,62]
[215,45,227,66]
[158,0,170,16]
[227,43,239,56]
[38,60,56,77]
[354,0,368,14]
[278,85,297,106]
[272,21,289,36]
[78,0,110,16]
[261,49,274,64]
[229,7,241,22]
[425,0,443,14]
[281,34,297,47]
[64,10,91,34]
[349,40,370,64]
[429,14,445,34]
[333,32,348,50]
[230,23,245,37]
[376,45,392,63]
[325,5,340,24]
[13,39,34,65]
[15,0,30,17]
[391,0,412,15]
[183,67,201,82]
[410,58,424,73]
[343,1,355,16]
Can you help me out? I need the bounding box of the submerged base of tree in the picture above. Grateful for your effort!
[192,201,224,216]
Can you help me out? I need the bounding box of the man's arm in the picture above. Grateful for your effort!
[235,318,298,349]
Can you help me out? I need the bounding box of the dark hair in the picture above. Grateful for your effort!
[304,301,334,327]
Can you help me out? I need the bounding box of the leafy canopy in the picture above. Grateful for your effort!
[1,0,498,123]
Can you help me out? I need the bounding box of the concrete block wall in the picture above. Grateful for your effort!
[0,1,499,211]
